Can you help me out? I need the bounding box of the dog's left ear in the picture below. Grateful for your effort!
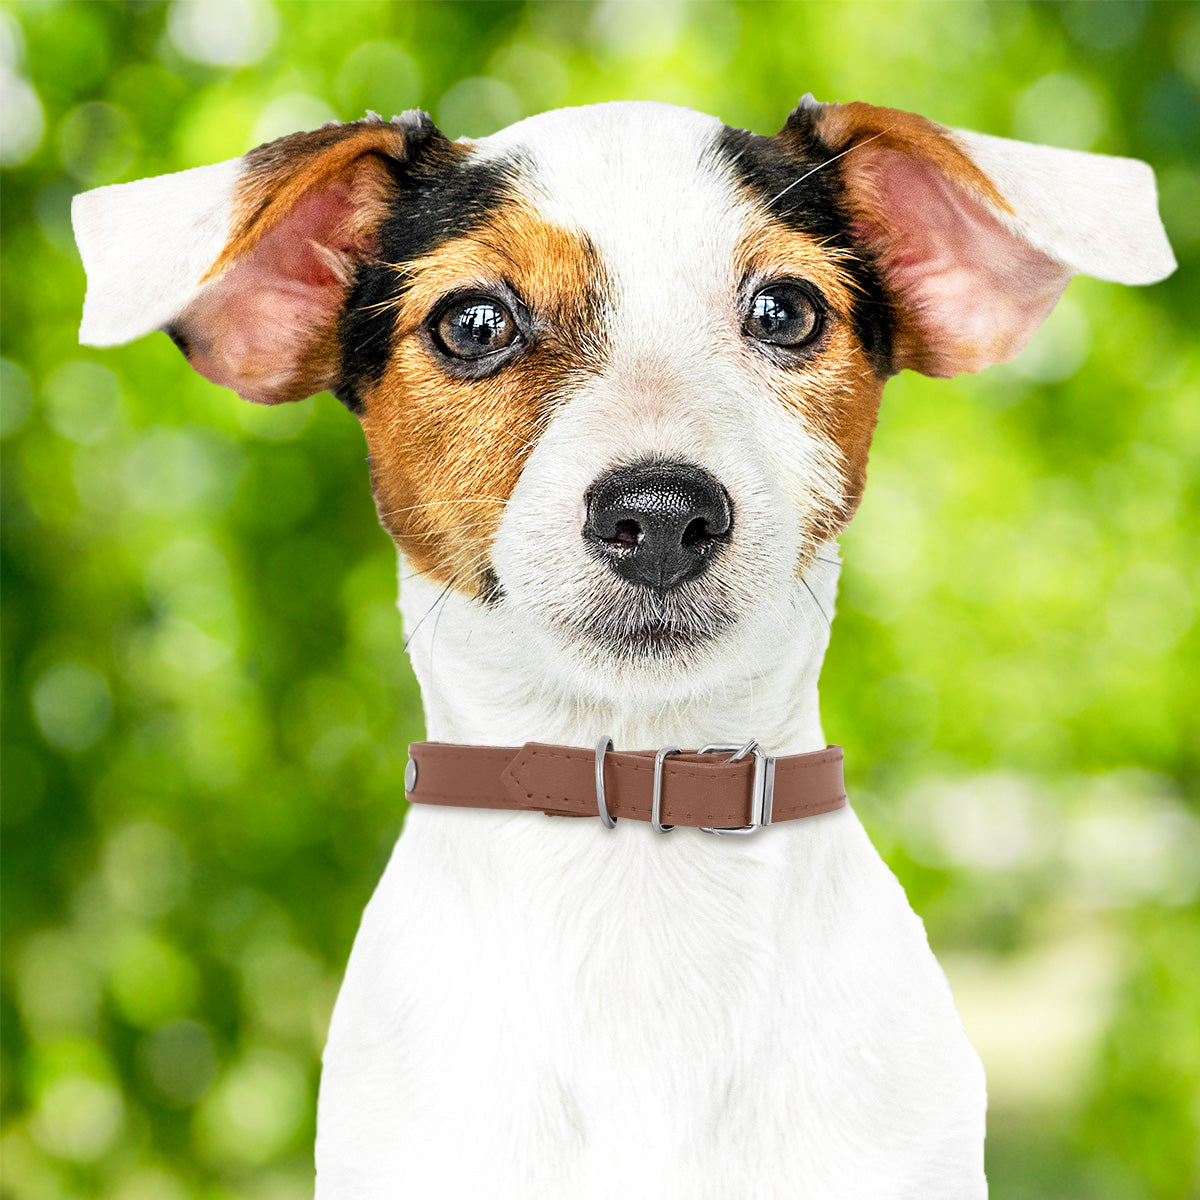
[788,98,1176,377]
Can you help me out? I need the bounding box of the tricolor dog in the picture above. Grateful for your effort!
[74,98,1174,1199]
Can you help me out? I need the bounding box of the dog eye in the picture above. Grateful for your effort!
[433,296,518,359]
[744,283,822,347]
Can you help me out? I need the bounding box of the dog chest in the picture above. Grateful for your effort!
[315,803,985,1199]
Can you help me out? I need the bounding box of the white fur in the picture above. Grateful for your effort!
[951,128,1177,285]
[74,158,242,345]
[70,99,1177,1200]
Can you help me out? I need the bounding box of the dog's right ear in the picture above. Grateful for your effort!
[74,113,449,405]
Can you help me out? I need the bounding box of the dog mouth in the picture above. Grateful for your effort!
[595,617,714,658]
[558,585,737,661]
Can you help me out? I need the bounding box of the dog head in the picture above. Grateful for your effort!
[74,99,1173,692]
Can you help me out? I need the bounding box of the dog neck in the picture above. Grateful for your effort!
[397,548,840,758]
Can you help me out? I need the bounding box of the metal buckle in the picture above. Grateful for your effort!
[595,735,617,828]
[598,737,773,836]
[651,747,681,833]
[698,739,775,836]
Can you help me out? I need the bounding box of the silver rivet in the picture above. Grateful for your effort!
[405,758,418,793]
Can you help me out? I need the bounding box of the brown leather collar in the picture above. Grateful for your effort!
[404,741,846,833]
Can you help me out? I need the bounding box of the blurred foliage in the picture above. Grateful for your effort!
[1,1,1198,1197]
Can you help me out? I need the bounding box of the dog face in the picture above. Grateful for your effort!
[73,100,1174,685]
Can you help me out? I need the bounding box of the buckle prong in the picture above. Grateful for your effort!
[725,738,759,764]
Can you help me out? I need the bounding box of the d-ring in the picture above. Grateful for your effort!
[652,747,681,833]
[595,736,617,828]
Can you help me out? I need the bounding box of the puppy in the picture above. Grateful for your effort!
[73,97,1174,1199]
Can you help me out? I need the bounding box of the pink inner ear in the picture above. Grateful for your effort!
[259,186,364,287]
[868,149,1071,376]
[177,184,366,404]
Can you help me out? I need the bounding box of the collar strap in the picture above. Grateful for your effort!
[404,740,846,835]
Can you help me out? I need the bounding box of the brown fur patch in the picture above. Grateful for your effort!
[735,215,885,551]
[729,98,1026,546]
[812,101,1012,217]
[358,203,608,595]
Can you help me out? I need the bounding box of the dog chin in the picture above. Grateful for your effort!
[579,616,723,662]
[551,588,739,668]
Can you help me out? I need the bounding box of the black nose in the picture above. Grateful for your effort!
[584,461,733,592]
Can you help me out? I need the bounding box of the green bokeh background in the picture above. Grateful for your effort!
[2,1,1197,1197]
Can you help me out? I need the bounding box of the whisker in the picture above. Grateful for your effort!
[402,579,457,654]
[800,576,831,628]
[403,544,497,634]
[387,518,500,540]
[769,129,893,207]
[419,545,500,676]
[376,497,509,518]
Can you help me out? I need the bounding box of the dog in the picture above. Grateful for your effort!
[73,96,1174,1199]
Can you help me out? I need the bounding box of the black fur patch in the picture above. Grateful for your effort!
[163,322,191,360]
[475,565,504,607]
[334,113,522,413]
[715,107,895,375]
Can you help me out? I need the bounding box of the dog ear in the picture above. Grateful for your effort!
[787,98,1176,377]
[73,113,444,405]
